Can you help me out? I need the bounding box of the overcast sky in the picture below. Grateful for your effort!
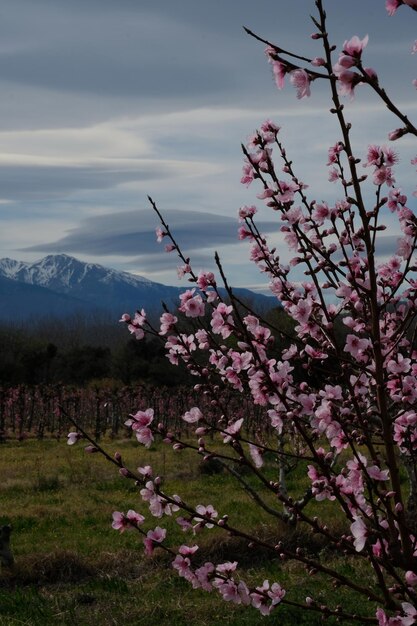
[1,0,416,291]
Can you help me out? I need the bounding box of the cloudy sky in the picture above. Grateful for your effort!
[1,0,416,291]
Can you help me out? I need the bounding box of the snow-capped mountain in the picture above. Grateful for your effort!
[0,254,181,319]
[0,254,275,322]
[0,254,151,292]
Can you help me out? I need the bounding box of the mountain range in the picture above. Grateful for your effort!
[0,254,276,322]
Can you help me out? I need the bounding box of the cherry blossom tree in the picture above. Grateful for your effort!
[68,0,417,622]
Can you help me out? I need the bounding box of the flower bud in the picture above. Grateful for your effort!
[85,445,98,453]
[388,128,407,141]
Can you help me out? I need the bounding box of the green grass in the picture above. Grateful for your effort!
[0,439,376,625]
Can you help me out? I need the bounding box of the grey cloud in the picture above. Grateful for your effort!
[127,251,216,274]
[0,1,249,99]
[0,49,237,100]
[3,0,413,105]
[0,162,180,201]
[22,209,279,256]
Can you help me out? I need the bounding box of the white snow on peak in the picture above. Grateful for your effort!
[0,254,152,290]
[0,257,29,278]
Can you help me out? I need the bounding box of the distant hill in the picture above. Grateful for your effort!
[0,254,276,322]
[0,273,97,320]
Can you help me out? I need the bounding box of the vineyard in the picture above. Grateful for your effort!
[0,384,268,442]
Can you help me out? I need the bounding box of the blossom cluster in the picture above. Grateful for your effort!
[68,1,417,622]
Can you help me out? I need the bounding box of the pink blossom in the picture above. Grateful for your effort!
[406,571,417,587]
[238,205,257,220]
[305,345,328,362]
[195,328,209,349]
[312,202,331,224]
[230,350,252,372]
[126,409,154,447]
[251,588,272,615]
[176,516,193,532]
[383,146,398,166]
[124,308,147,340]
[210,303,234,338]
[397,236,413,259]
[179,290,205,318]
[67,431,81,445]
[249,444,264,468]
[238,226,254,240]
[196,271,215,290]
[159,312,177,336]
[127,324,144,340]
[402,602,417,626]
[344,334,370,359]
[126,510,145,526]
[311,57,326,67]
[388,188,407,212]
[289,298,313,324]
[387,353,411,374]
[271,60,288,90]
[388,128,407,141]
[327,142,344,165]
[260,119,280,142]
[276,180,300,204]
[143,526,166,555]
[386,0,417,14]
[376,608,391,625]
[177,263,191,278]
[215,561,238,575]
[138,465,153,477]
[289,69,311,99]
[328,167,339,182]
[267,409,283,434]
[373,166,395,187]
[183,407,203,424]
[155,227,167,242]
[343,35,369,59]
[268,582,286,606]
[135,427,154,448]
[216,580,240,603]
[241,160,255,186]
[351,516,367,552]
[179,544,199,556]
[111,511,128,532]
[336,54,356,69]
[127,408,154,429]
[365,145,383,167]
[336,69,362,99]
[282,204,302,224]
[194,562,215,591]
[367,465,390,481]
[250,580,284,615]
[84,445,98,453]
[172,554,192,577]
[222,418,244,443]
[308,465,335,501]
[112,510,145,532]
[193,504,218,529]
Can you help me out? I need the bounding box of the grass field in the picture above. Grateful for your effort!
[0,438,374,625]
